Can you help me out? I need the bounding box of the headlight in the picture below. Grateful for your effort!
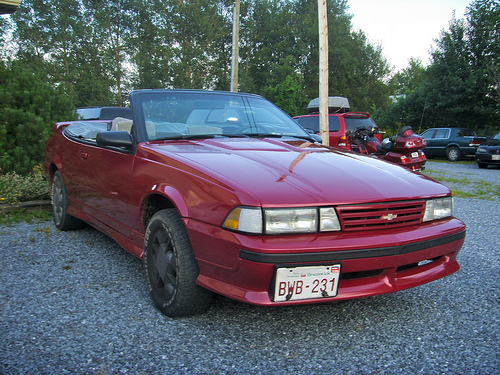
[423,197,453,222]
[223,207,341,234]
[476,148,487,153]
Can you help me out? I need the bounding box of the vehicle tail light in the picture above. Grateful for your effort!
[400,155,409,164]
[405,141,417,147]
[469,140,482,147]
[338,135,348,147]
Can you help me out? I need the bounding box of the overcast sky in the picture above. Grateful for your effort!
[346,0,473,71]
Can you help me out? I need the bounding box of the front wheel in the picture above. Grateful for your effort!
[144,209,214,317]
[446,146,461,162]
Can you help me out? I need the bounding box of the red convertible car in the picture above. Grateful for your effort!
[44,90,466,317]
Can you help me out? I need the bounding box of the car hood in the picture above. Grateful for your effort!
[141,138,449,206]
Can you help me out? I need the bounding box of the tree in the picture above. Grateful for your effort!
[167,0,232,89]
[11,0,118,106]
[0,60,75,175]
[83,0,135,105]
[379,0,500,135]
[389,58,426,96]
[0,14,10,53]
[128,0,174,89]
[4,0,394,116]
[240,0,391,113]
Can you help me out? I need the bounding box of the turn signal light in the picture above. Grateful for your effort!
[338,135,348,147]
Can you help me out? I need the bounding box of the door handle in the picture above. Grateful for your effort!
[80,152,89,159]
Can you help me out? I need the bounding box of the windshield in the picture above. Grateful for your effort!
[295,116,340,132]
[133,91,310,141]
[344,116,377,132]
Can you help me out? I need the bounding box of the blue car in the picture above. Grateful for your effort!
[475,131,500,168]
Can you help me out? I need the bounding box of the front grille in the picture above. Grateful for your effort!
[337,200,426,231]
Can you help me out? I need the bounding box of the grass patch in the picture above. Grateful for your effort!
[452,190,480,199]
[0,209,52,226]
[426,158,476,165]
[423,168,499,200]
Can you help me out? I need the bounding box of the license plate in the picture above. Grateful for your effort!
[493,155,500,160]
[411,152,419,158]
[274,264,341,302]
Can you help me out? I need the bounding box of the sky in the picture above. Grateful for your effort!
[346,0,473,72]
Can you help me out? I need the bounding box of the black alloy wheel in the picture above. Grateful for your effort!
[144,209,213,317]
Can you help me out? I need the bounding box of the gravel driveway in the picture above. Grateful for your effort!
[1,162,498,374]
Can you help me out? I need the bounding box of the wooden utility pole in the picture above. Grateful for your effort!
[230,0,240,92]
[318,0,329,145]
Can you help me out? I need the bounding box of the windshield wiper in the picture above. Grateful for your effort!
[157,133,252,141]
[156,134,216,140]
[156,133,316,142]
[243,133,317,142]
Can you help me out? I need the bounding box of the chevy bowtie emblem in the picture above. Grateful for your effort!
[381,213,398,221]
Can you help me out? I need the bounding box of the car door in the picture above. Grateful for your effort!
[422,129,449,157]
[72,141,137,239]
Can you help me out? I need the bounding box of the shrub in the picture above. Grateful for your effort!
[0,60,75,175]
[0,165,49,204]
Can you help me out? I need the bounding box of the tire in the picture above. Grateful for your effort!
[446,146,461,162]
[144,209,214,317]
[51,171,85,230]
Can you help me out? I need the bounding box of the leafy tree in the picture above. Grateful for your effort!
[0,60,75,175]
[379,0,500,136]
[127,0,174,89]
[265,72,308,116]
[240,0,391,113]
[0,15,10,53]
[165,0,232,89]
[389,58,426,96]
[83,0,135,105]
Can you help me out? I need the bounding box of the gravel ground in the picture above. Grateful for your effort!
[1,162,499,374]
[423,160,500,200]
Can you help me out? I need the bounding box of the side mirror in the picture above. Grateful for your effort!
[96,131,133,150]
[309,133,322,143]
[304,129,322,143]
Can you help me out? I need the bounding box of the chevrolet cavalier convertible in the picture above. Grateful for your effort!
[44,90,466,317]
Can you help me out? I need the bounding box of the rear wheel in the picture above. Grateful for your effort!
[51,171,85,230]
[446,146,461,162]
[144,209,213,317]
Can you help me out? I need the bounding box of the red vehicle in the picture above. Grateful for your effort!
[349,126,427,171]
[44,90,465,317]
[293,96,382,149]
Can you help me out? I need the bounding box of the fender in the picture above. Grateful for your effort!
[142,183,189,219]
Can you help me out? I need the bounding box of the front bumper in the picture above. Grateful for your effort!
[475,153,500,166]
[186,218,465,306]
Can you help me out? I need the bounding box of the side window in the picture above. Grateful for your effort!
[344,117,376,132]
[421,129,435,140]
[295,116,340,133]
[328,116,341,132]
[434,129,450,139]
[296,117,319,132]
[457,129,476,137]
